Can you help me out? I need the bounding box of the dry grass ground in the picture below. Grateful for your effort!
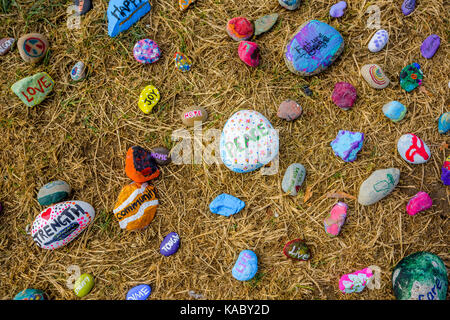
[0,0,448,300]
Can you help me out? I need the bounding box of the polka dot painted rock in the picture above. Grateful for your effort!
[209,193,245,217]
[31,201,95,250]
[113,182,158,231]
[107,0,151,37]
[70,61,86,81]
[226,17,253,41]
[254,13,278,36]
[37,180,71,206]
[284,20,344,76]
[181,107,208,126]
[125,146,160,183]
[400,63,423,92]
[13,289,45,300]
[329,1,347,18]
[339,268,373,293]
[74,0,92,15]
[278,0,301,10]
[138,85,160,114]
[331,82,357,110]
[232,250,258,281]
[281,163,306,196]
[438,112,449,134]
[330,130,364,162]
[150,147,171,165]
[11,72,55,107]
[397,133,430,164]
[358,168,400,206]
[283,239,310,261]
[160,232,180,256]
[126,284,151,300]
[277,99,302,121]
[361,64,390,89]
[179,0,195,11]
[406,191,432,216]
[382,101,407,122]
[368,29,389,53]
[74,273,94,298]
[324,202,347,237]
[421,34,440,59]
[17,33,49,63]
[220,110,279,173]
[133,39,161,64]
[401,0,416,16]
[238,41,260,67]
[174,52,192,72]
[0,37,15,56]
[441,156,450,185]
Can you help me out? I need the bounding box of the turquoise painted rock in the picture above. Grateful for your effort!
[330,130,364,162]
[438,112,449,134]
[254,13,278,36]
[358,168,400,205]
[382,101,407,122]
[232,250,258,281]
[400,63,423,92]
[13,289,45,300]
[37,180,71,206]
[74,273,94,297]
[11,72,54,107]
[209,193,245,217]
[107,0,151,37]
[392,252,448,300]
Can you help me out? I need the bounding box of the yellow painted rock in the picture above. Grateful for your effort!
[179,0,195,11]
[138,85,160,114]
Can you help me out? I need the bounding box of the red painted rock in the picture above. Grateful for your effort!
[332,82,357,110]
[238,41,260,67]
[277,99,302,121]
[406,191,432,216]
[283,238,310,261]
[0,38,15,56]
[226,17,253,41]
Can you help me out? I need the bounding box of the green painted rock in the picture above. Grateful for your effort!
[392,251,448,300]
[37,180,71,206]
[399,63,423,92]
[11,72,54,107]
[74,273,94,298]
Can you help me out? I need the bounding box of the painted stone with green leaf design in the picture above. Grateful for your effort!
[358,168,400,205]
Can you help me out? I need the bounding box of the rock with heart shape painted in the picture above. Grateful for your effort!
[232,250,258,281]
[397,133,431,164]
[339,268,374,293]
[11,72,54,107]
[281,163,306,196]
[107,0,151,37]
[17,33,49,63]
[138,85,160,114]
[160,232,180,256]
[358,168,400,206]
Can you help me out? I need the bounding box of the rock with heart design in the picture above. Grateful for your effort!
[332,82,357,110]
[37,180,71,206]
[421,34,440,59]
[283,239,310,261]
[382,101,407,122]
[74,0,92,15]
[11,72,54,107]
[179,0,195,11]
[339,268,374,293]
[358,168,400,205]
[17,33,49,63]
[74,273,94,298]
[324,202,347,237]
[107,0,151,37]
[226,17,254,41]
[368,29,389,53]
[160,232,180,256]
[174,52,192,72]
[13,289,45,300]
[361,64,390,89]
[181,107,208,126]
[238,41,260,67]
[441,156,450,185]
[125,146,160,183]
[133,39,161,64]
[209,193,245,217]
[277,99,302,121]
[126,284,152,300]
[406,191,432,216]
[70,61,86,81]
[401,0,416,16]
[0,37,15,56]
[232,250,258,281]
[397,133,430,164]
[330,130,364,162]
[281,163,306,196]
[330,1,347,18]
[138,85,160,114]
[400,63,423,92]
[150,147,171,165]
[438,112,449,134]
[278,0,301,10]
[254,13,278,36]
[31,201,95,250]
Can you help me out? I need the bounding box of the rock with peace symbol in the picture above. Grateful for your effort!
[17,33,49,63]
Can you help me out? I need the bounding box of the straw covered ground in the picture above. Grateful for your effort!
[0,0,448,300]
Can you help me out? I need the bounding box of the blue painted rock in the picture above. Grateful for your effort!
[358,168,400,205]
[401,0,416,16]
[70,61,86,81]
[74,273,94,297]
[361,64,390,89]
[397,133,430,164]
[329,1,347,18]
[13,289,45,300]
[421,35,440,59]
[283,239,310,261]
[74,0,92,15]
[133,39,161,64]
[150,147,171,165]
[368,29,389,53]
[281,163,306,196]
[107,0,151,37]
[284,20,344,76]
[331,82,357,110]
[11,72,55,107]
[382,101,407,122]
[330,130,364,162]
[31,201,95,250]
[160,232,180,256]
[17,33,49,63]
[37,180,71,206]
[232,250,258,281]
[0,37,15,56]
[126,284,152,300]
[278,0,301,10]
[174,52,192,72]
[438,112,449,134]
[400,63,423,92]
[441,156,450,185]
[209,193,245,217]
[220,110,279,173]
[254,13,278,36]
[277,99,302,120]
[392,251,448,300]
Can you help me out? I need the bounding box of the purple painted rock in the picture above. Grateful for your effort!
[331,82,357,110]
[133,39,161,64]
[330,1,347,18]
[160,232,180,256]
[401,0,416,16]
[421,35,440,59]
[238,41,260,67]
[0,38,15,56]
[330,130,364,162]
[277,99,302,121]
[150,147,171,165]
[406,191,432,216]
[441,156,450,185]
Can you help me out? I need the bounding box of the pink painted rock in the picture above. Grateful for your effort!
[238,41,260,67]
[406,191,432,216]
[339,268,373,293]
[226,17,254,41]
[332,82,357,110]
[324,202,347,236]
[277,99,302,121]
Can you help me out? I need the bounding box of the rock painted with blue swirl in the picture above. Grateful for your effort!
[107,0,151,37]
[232,250,258,281]
[209,193,245,217]
[330,130,364,162]
[126,284,152,300]
[383,101,407,122]
[438,112,449,134]
[284,20,344,76]
[13,289,45,300]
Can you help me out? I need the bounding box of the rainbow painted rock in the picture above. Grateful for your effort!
[441,156,450,185]
[278,0,301,10]
[107,0,151,37]
[339,268,373,293]
[232,250,258,281]
[358,168,400,206]
[17,33,49,63]
[283,239,310,261]
[361,64,390,89]
[254,13,278,36]
[13,289,45,300]
[179,0,195,11]
[324,202,347,237]
[421,34,440,59]
[382,101,407,122]
[392,251,448,300]
[125,146,160,183]
[138,85,160,114]
[226,17,254,41]
[331,82,357,110]
[220,110,279,173]
[113,182,158,230]
[37,180,71,206]
[438,112,449,134]
[11,72,54,107]
[397,133,430,164]
[160,232,180,256]
[74,273,94,298]
[238,41,260,67]
[406,191,432,216]
[281,163,306,196]
[31,201,95,250]
[0,37,15,56]
[330,130,364,162]
[174,52,192,72]
[133,39,161,64]
[70,61,86,81]
[284,20,344,76]
[400,63,423,92]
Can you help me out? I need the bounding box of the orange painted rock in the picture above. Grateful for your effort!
[125,146,160,183]
[113,182,158,230]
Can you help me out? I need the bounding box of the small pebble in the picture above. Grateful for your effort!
[339,268,374,293]
[232,250,258,281]
[70,61,86,81]
[209,193,245,217]
[254,13,278,36]
[281,163,306,196]
[277,99,302,121]
[283,239,310,261]
[160,232,180,256]
[0,37,15,56]
[400,63,423,92]
[401,0,416,16]
[438,112,449,134]
[302,85,313,96]
[331,82,357,110]
[421,34,440,59]
[406,191,432,216]
[330,130,364,162]
[238,41,260,67]
[174,52,192,71]
[150,147,171,165]
[226,17,253,41]
[133,39,161,64]
[324,202,347,237]
[397,133,431,164]
[382,101,407,122]
[368,29,389,53]
[330,1,347,18]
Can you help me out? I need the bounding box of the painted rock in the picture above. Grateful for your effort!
[11,72,54,107]
[113,182,158,231]
[324,202,347,237]
[226,17,254,41]
[138,85,160,114]
[358,168,400,206]
[339,268,373,293]
[285,20,344,76]
[406,191,432,216]
[126,284,151,300]
[37,180,71,206]
[361,64,390,89]
[441,156,450,185]
[421,34,440,59]
[254,13,278,36]
[400,63,423,92]
[31,201,95,250]
[125,146,160,183]
[0,37,15,56]
[13,289,45,300]
[302,85,313,96]
[74,273,94,298]
[368,29,389,53]
[209,193,245,217]
[179,0,195,11]
[107,0,151,37]
[181,107,208,126]
[160,232,180,256]
[70,61,86,81]
[174,52,192,72]
[283,239,310,261]
[278,0,301,10]
[330,130,364,162]
[331,82,357,110]
[392,251,448,300]
[281,163,306,196]
[150,147,171,165]
[74,0,92,15]
[397,133,430,164]
[277,99,302,121]
[330,1,347,18]
[220,110,279,173]
[438,112,449,134]
[133,39,161,64]
[401,0,416,16]
[238,41,260,67]
[232,250,258,281]
[17,33,49,63]
[382,101,407,122]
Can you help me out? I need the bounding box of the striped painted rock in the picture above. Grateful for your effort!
[361,64,390,89]
[37,180,71,206]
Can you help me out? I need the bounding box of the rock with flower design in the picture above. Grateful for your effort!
[358,168,400,206]
[339,267,374,293]
[279,0,301,10]
[324,202,347,237]
[254,13,278,36]
[179,0,194,11]
[438,112,449,134]
[133,39,161,64]
[397,133,430,164]
[107,0,151,37]
[441,156,450,185]
[368,29,389,53]
[400,63,423,92]
[281,163,306,196]
[238,41,260,67]
[226,17,254,41]
[330,130,364,162]
[406,191,432,216]
[174,52,192,72]
[283,239,310,261]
